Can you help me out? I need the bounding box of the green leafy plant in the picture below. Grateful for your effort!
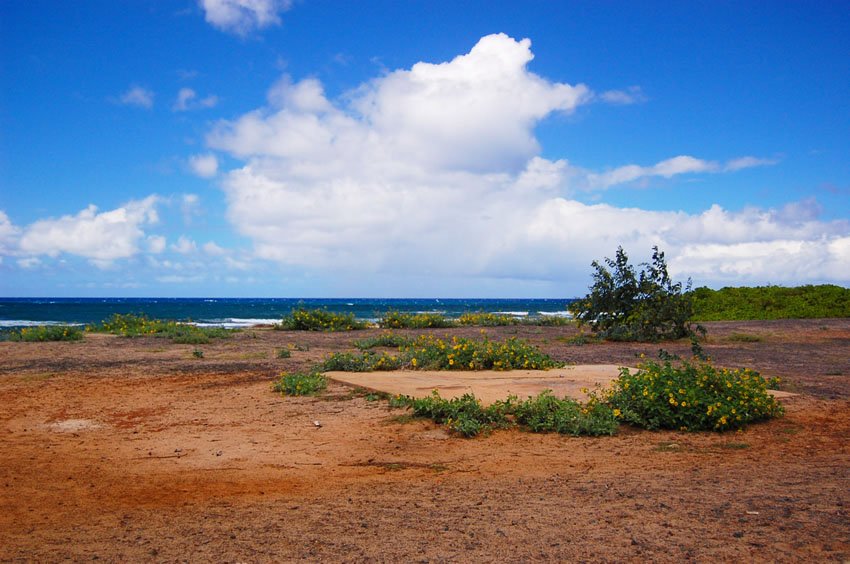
[276,308,367,331]
[8,325,84,342]
[276,348,292,358]
[571,246,694,342]
[321,351,404,372]
[273,370,328,396]
[608,357,784,431]
[512,390,618,436]
[88,314,234,343]
[457,312,518,326]
[378,311,456,329]
[691,284,850,320]
[404,335,564,371]
[192,349,204,359]
[353,332,412,350]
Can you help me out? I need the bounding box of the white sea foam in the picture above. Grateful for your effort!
[191,318,280,328]
[0,320,82,328]
[537,311,574,318]
[494,311,529,317]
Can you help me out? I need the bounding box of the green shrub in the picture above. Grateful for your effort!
[571,246,694,342]
[392,391,512,437]
[691,284,850,320]
[353,332,412,350]
[9,325,84,342]
[88,314,234,342]
[321,351,404,372]
[273,371,327,396]
[276,308,367,331]
[524,315,573,327]
[512,391,618,436]
[457,312,518,326]
[608,358,784,431]
[405,335,563,371]
[378,311,455,329]
[276,348,292,358]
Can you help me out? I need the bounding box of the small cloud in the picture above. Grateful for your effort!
[117,86,154,109]
[203,241,229,255]
[723,156,779,172]
[199,0,292,36]
[171,236,197,254]
[173,88,219,111]
[188,154,219,178]
[17,257,41,269]
[147,235,167,254]
[599,86,647,105]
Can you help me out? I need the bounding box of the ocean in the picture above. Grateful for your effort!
[0,297,576,328]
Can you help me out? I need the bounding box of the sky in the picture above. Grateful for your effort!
[1,1,848,298]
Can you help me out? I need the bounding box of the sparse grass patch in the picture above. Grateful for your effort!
[727,332,763,343]
[276,348,292,359]
[273,370,327,396]
[9,325,84,342]
[524,315,573,327]
[276,308,367,331]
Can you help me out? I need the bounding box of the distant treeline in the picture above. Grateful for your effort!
[690,284,850,321]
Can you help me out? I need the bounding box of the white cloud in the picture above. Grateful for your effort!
[201,33,850,290]
[0,211,21,255]
[199,0,291,36]
[147,235,167,254]
[118,86,154,109]
[171,236,198,254]
[723,156,779,172]
[173,88,219,111]
[18,196,159,264]
[203,241,229,255]
[17,257,41,269]
[188,154,219,177]
[599,86,647,105]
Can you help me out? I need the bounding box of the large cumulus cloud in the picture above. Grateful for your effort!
[205,33,850,291]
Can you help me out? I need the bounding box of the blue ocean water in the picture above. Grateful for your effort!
[0,298,576,328]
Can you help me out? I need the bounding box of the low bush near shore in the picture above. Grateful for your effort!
[457,312,518,326]
[273,370,327,396]
[9,325,84,342]
[389,390,618,438]
[378,311,455,329]
[88,313,234,343]
[608,358,784,431]
[323,335,563,372]
[276,308,367,331]
[353,332,412,350]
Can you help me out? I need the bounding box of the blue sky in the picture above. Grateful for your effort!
[1,0,848,297]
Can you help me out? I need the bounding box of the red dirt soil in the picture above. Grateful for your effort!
[1,319,849,562]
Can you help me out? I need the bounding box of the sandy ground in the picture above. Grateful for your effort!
[1,319,849,562]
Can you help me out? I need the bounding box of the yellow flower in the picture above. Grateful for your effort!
[613,409,621,417]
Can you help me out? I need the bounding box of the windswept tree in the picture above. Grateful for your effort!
[572,246,694,342]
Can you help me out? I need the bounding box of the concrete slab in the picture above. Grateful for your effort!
[326,365,797,406]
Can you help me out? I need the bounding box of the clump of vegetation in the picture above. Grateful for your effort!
[273,370,327,396]
[727,332,763,343]
[691,284,850,320]
[457,312,518,326]
[192,349,204,359]
[353,332,412,350]
[276,308,367,331]
[524,315,573,327]
[571,246,696,342]
[512,390,619,436]
[378,311,456,329]
[404,335,563,371]
[321,351,404,372]
[390,390,618,438]
[608,357,784,431]
[88,314,234,344]
[324,335,563,372]
[276,348,292,358]
[8,325,84,342]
